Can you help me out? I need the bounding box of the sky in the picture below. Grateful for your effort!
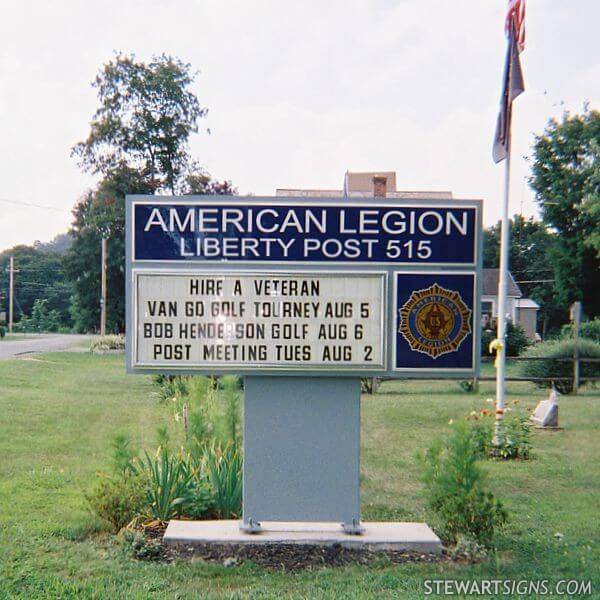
[0,0,599,252]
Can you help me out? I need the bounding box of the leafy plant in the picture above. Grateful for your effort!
[155,426,171,452]
[458,379,477,393]
[118,529,163,561]
[450,534,490,562]
[86,474,146,532]
[562,316,600,343]
[221,379,242,444]
[481,321,530,357]
[421,422,508,546]
[137,449,196,522]
[520,338,600,394]
[110,433,137,474]
[469,409,531,460]
[186,410,210,455]
[90,335,125,353]
[203,441,243,519]
[13,298,62,333]
[152,375,190,403]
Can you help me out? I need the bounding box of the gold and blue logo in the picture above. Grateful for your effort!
[398,283,472,359]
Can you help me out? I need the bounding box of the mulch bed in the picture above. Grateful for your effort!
[140,525,449,571]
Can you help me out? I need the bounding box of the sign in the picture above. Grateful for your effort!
[132,199,477,265]
[133,272,384,370]
[126,195,482,377]
[394,272,476,371]
[126,194,482,533]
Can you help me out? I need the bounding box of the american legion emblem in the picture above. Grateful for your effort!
[398,283,472,359]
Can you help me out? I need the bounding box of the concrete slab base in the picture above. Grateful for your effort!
[164,520,443,554]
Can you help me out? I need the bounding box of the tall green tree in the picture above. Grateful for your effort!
[530,108,600,319]
[72,53,206,193]
[68,54,235,332]
[66,167,154,333]
[578,139,600,258]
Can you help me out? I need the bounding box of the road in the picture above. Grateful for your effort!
[0,334,91,360]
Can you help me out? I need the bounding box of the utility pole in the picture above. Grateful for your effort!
[100,238,107,336]
[7,256,19,334]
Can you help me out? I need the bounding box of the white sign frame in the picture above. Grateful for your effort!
[131,269,387,372]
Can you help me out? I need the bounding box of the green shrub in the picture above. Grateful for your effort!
[421,422,508,546]
[118,529,163,560]
[152,375,190,403]
[12,299,62,333]
[110,433,138,474]
[469,411,531,460]
[520,338,600,394]
[90,335,125,353]
[185,477,215,520]
[481,322,530,357]
[458,379,477,393]
[450,534,490,562]
[203,441,243,519]
[86,474,146,532]
[481,328,495,357]
[499,414,531,459]
[505,322,530,356]
[562,317,600,343]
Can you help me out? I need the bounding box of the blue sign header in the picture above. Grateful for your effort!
[132,198,477,264]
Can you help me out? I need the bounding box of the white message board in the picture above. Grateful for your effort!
[133,272,385,370]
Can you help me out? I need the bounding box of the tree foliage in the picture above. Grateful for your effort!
[180,164,236,196]
[483,215,562,336]
[66,167,154,333]
[529,108,600,319]
[72,53,207,193]
[0,245,73,327]
[67,53,235,332]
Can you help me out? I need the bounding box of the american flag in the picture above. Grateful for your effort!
[492,0,526,163]
[506,0,526,52]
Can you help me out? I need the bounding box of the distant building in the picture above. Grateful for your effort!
[277,171,540,340]
[482,268,539,340]
[277,170,453,200]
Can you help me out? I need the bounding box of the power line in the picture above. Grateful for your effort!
[515,279,555,284]
[17,281,71,288]
[0,198,70,213]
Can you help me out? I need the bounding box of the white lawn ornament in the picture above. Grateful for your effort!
[531,388,559,428]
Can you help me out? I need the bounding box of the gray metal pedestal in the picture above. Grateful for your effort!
[242,376,362,533]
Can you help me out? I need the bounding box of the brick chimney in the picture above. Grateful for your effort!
[373,176,387,198]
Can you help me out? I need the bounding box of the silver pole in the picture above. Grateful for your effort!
[494,133,511,445]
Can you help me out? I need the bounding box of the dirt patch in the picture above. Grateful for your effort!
[172,542,447,570]
[138,526,448,571]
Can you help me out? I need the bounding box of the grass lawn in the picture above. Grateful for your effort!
[0,352,598,599]
[0,334,36,342]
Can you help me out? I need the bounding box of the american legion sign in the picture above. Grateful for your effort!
[126,195,482,532]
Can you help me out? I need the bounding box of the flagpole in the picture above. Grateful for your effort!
[494,124,512,445]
